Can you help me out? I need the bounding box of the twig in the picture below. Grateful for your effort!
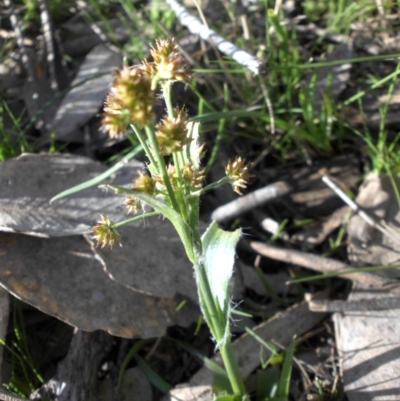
[37,0,59,91]
[249,241,399,289]
[0,388,29,401]
[292,20,347,45]
[4,0,36,81]
[308,297,400,312]
[164,0,265,75]
[321,174,400,245]
[211,181,292,223]
[75,1,120,54]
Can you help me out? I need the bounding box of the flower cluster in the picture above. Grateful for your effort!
[154,163,205,192]
[92,215,121,249]
[101,66,155,137]
[156,107,192,155]
[101,94,131,139]
[149,38,191,83]
[94,38,252,249]
[101,38,191,139]
[225,156,252,195]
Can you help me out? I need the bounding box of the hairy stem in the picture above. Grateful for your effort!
[144,125,181,214]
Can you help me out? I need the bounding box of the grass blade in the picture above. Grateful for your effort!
[50,145,143,203]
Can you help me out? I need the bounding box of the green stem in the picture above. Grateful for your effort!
[172,152,189,221]
[190,176,232,197]
[195,263,221,337]
[220,338,247,398]
[144,125,181,214]
[194,263,246,397]
[130,124,158,170]
[146,75,245,397]
[113,211,159,228]
[162,82,175,119]
[161,80,188,220]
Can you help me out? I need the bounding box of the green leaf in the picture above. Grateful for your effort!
[134,355,172,394]
[214,395,242,401]
[202,222,241,317]
[106,185,196,263]
[118,339,150,387]
[170,338,231,393]
[256,366,280,400]
[50,144,142,203]
[278,336,296,397]
[184,121,201,168]
[245,326,278,369]
[198,222,241,344]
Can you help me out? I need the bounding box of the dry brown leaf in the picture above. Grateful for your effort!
[0,153,201,336]
[93,224,197,299]
[347,173,400,271]
[0,153,140,237]
[261,154,360,218]
[166,385,213,401]
[0,232,198,338]
[334,173,400,401]
[334,286,400,401]
[49,44,122,143]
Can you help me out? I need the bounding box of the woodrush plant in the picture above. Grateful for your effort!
[92,38,251,400]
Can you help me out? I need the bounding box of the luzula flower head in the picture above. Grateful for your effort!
[156,107,192,155]
[154,164,179,191]
[139,59,158,80]
[150,38,191,83]
[123,172,157,214]
[132,171,156,194]
[101,94,131,139]
[182,163,205,189]
[225,156,252,195]
[110,66,155,127]
[151,39,177,64]
[154,163,205,192]
[92,215,121,249]
[123,196,141,214]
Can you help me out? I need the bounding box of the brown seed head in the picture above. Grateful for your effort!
[182,163,205,189]
[150,38,191,83]
[123,196,142,214]
[101,94,131,138]
[225,156,253,195]
[150,38,177,64]
[154,164,178,191]
[139,59,158,80]
[92,215,121,249]
[132,171,156,194]
[156,107,192,155]
[111,66,155,126]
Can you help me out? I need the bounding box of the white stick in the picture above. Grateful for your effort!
[165,0,264,75]
[322,174,400,245]
[211,181,291,223]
